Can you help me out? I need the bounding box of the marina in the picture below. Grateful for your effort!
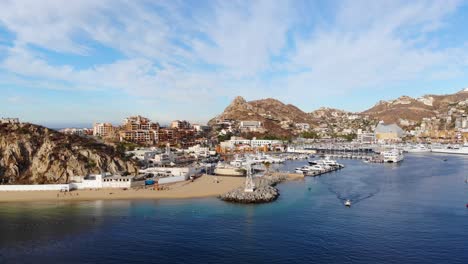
[1,153,467,264]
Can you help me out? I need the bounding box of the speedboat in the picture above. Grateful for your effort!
[345,200,351,207]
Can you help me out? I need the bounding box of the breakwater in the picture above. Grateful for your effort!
[219,174,288,203]
[219,164,343,204]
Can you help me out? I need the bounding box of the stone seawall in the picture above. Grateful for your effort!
[218,174,288,203]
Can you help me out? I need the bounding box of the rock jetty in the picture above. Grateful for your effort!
[219,174,287,204]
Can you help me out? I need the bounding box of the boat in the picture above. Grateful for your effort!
[403,144,431,153]
[295,165,326,174]
[214,163,246,176]
[345,200,351,207]
[431,143,468,155]
[382,149,404,163]
[309,156,342,167]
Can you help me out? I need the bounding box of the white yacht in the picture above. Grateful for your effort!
[214,163,246,176]
[403,144,431,153]
[295,165,326,174]
[382,149,404,163]
[308,156,342,167]
[431,143,468,155]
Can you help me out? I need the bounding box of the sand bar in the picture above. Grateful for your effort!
[0,175,244,203]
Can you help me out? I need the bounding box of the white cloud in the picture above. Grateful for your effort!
[0,0,467,118]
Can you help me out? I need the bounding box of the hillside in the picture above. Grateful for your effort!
[0,123,138,184]
[208,96,314,136]
[209,96,315,136]
[362,89,468,126]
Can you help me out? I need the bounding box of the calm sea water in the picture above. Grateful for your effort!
[0,154,467,264]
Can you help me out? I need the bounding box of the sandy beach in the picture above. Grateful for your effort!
[0,175,244,203]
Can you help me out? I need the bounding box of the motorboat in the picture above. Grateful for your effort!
[308,156,342,167]
[382,149,404,163]
[295,165,326,174]
[345,200,351,207]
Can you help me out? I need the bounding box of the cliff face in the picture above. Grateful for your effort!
[0,123,138,184]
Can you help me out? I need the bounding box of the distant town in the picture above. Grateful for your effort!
[2,90,468,154]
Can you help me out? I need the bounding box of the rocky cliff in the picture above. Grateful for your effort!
[0,123,138,184]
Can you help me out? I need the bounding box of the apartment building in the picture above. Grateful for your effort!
[93,123,116,137]
[170,120,192,129]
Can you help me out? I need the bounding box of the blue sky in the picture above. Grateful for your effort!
[1,0,468,127]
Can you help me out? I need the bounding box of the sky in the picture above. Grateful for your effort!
[1,0,468,128]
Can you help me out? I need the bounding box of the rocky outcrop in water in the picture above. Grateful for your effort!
[0,123,138,184]
[219,174,287,203]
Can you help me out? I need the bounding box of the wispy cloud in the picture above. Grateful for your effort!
[0,0,467,123]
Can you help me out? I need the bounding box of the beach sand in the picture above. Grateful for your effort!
[0,175,244,203]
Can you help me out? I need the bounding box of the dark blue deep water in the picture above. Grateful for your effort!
[0,154,467,264]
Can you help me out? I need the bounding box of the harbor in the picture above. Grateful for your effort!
[2,153,467,264]
[2,141,467,204]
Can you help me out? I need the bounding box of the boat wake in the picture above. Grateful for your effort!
[327,186,380,204]
[320,173,381,205]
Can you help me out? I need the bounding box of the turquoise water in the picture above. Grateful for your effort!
[0,154,467,264]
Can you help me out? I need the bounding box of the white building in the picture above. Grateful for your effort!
[0,173,132,192]
[357,131,376,144]
[93,122,115,137]
[60,128,92,136]
[240,121,262,132]
[71,173,132,189]
[220,137,282,149]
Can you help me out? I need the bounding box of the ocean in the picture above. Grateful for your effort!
[0,154,467,264]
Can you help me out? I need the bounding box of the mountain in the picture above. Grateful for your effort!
[362,89,468,126]
[0,123,138,184]
[210,88,468,137]
[209,96,315,136]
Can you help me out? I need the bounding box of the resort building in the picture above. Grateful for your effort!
[375,121,405,142]
[60,128,93,136]
[219,137,283,151]
[123,115,159,131]
[170,120,192,129]
[93,122,116,137]
[119,115,160,144]
[240,121,263,132]
[357,131,376,144]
